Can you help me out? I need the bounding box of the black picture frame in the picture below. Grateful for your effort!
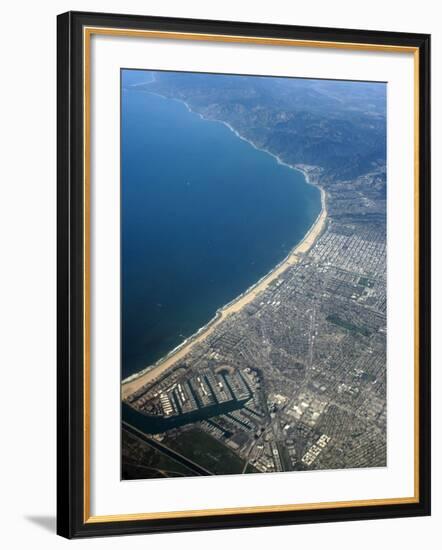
[57,10,431,539]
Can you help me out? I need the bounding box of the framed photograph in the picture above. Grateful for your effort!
[57,11,431,538]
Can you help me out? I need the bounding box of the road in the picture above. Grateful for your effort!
[122,422,213,476]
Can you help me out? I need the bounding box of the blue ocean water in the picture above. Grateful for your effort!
[121,70,321,379]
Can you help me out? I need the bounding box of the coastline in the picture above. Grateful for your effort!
[122,92,328,398]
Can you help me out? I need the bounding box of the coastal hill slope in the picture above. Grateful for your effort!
[145,71,386,185]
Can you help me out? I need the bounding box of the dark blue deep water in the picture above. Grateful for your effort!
[121,70,321,378]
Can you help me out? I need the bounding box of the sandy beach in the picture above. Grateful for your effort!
[122,181,327,399]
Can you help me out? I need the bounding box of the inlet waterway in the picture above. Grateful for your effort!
[122,70,321,379]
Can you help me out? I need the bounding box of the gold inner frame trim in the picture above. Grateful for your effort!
[83,26,420,524]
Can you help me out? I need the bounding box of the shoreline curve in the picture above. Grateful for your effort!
[122,92,328,399]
